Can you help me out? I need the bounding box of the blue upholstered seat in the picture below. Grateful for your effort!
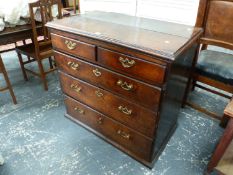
[196,50,233,85]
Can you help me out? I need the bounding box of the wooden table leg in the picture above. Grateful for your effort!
[207,118,233,174]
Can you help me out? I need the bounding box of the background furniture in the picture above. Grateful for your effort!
[0,16,42,105]
[62,0,80,15]
[0,55,17,104]
[47,11,202,168]
[207,99,233,174]
[0,24,42,53]
[183,0,233,120]
[16,0,62,91]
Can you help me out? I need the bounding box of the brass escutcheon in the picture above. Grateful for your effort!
[65,40,77,50]
[118,105,132,116]
[74,107,85,114]
[117,80,133,91]
[97,117,103,124]
[119,57,136,68]
[70,84,82,93]
[95,90,104,98]
[93,68,102,77]
[117,130,130,139]
[67,61,79,70]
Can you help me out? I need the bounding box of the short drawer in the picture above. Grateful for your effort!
[98,47,166,85]
[64,96,153,161]
[55,52,162,110]
[60,72,158,138]
[51,34,96,61]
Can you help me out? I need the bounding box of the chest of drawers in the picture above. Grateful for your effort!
[47,12,202,168]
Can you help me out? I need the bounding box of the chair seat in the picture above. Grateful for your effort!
[16,43,53,59]
[196,50,233,85]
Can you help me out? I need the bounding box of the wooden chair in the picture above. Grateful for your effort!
[16,0,62,91]
[0,55,17,104]
[63,0,80,15]
[206,99,233,174]
[183,0,233,121]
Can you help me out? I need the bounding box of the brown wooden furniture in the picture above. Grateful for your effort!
[207,99,233,174]
[0,55,17,104]
[0,25,39,46]
[0,24,42,53]
[183,0,233,120]
[0,18,42,104]
[63,0,80,15]
[16,0,62,91]
[47,11,202,168]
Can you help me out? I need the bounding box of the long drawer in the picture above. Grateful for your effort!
[98,47,166,85]
[55,52,162,110]
[64,95,153,161]
[60,72,158,138]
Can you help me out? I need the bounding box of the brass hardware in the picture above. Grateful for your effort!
[118,105,132,116]
[74,107,85,114]
[67,61,79,70]
[93,68,102,77]
[97,117,103,124]
[117,80,133,91]
[95,90,104,98]
[65,40,77,50]
[117,130,130,139]
[119,57,135,68]
[70,84,82,93]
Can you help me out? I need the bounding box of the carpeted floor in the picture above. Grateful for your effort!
[0,51,228,175]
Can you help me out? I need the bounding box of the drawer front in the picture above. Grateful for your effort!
[55,52,162,110]
[51,34,96,61]
[60,72,157,138]
[64,96,152,161]
[98,47,166,85]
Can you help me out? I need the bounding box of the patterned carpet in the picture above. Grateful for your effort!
[0,51,228,175]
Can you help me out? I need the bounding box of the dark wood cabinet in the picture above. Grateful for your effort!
[47,11,202,168]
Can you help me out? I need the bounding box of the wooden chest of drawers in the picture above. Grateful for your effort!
[47,12,202,168]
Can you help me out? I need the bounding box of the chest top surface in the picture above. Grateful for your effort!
[47,11,202,60]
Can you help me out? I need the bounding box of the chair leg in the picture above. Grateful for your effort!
[181,79,190,108]
[182,44,201,108]
[0,57,17,104]
[2,69,17,104]
[220,115,229,128]
[37,59,48,91]
[206,118,233,174]
[23,40,31,61]
[191,79,197,91]
[48,57,53,69]
[17,51,28,81]
[182,76,192,108]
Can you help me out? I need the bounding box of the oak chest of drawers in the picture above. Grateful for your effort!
[47,12,202,168]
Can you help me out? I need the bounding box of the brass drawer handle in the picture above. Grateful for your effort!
[74,107,85,114]
[65,40,77,50]
[70,84,82,93]
[117,130,130,140]
[93,68,102,77]
[117,80,133,91]
[95,90,104,98]
[67,61,79,70]
[119,57,135,68]
[97,117,103,124]
[118,105,132,116]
